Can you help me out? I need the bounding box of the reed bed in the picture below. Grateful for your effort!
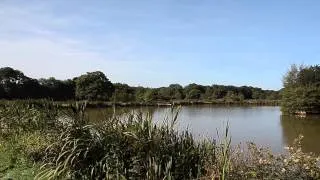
[0,101,319,179]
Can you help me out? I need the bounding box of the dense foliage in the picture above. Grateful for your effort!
[0,67,76,100]
[282,64,320,114]
[0,102,319,179]
[0,67,279,102]
[75,71,114,100]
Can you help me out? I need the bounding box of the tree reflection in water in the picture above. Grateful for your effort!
[281,115,320,154]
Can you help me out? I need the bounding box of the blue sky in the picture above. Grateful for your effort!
[0,0,319,90]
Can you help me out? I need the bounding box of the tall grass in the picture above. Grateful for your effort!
[35,106,216,179]
[0,101,319,179]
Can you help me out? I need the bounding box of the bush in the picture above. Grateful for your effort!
[37,108,216,179]
[215,135,320,179]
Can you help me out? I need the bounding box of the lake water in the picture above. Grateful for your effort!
[87,105,320,154]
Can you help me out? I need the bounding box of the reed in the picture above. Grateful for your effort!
[0,100,319,179]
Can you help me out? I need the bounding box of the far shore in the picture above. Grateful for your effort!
[0,99,280,108]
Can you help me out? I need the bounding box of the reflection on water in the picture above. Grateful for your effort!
[281,115,320,154]
[86,106,320,154]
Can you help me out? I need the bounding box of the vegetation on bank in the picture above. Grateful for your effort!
[0,99,280,110]
[0,67,280,103]
[1,101,319,179]
[282,64,320,114]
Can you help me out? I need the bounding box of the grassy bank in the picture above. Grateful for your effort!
[0,99,280,109]
[0,101,319,179]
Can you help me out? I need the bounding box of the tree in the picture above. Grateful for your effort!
[184,83,205,100]
[39,78,75,100]
[143,89,158,102]
[75,71,114,100]
[157,84,184,101]
[168,84,184,100]
[112,83,135,102]
[134,87,147,102]
[0,67,24,99]
[211,85,226,99]
[0,66,281,102]
[0,67,26,83]
[186,89,202,100]
[158,87,171,101]
[203,87,217,100]
[281,64,320,114]
[265,90,280,100]
[21,78,42,98]
[283,64,300,88]
[237,92,245,102]
[252,88,265,99]
[0,67,41,99]
[224,91,236,102]
[239,86,253,99]
[296,65,320,86]
[63,79,76,100]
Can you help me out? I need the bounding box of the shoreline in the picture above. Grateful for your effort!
[0,99,280,108]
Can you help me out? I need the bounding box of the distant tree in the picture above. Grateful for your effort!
[0,67,25,98]
[0,66,281,102]
[75,71,114,100]
[39,78,75,100]
[169,84,183,90]
[211,85,226,99]
[0,67,26,83]
[63,79,76,99]
[22,78,43,98]
[265,90,280,100]
[239,86,253,99]
[143,89,158,102]
[169,84,184,100]
[112,83,135,102]
[224,91,237,102]
[186,89,202,100]
[203,87,214,100]
[0,67,42,99]
[157,84,184,101]
[184,83,205,100]
[237,92,245,102]
[158,87,171,101]
[134,87,147,102]
[252,88,266,99]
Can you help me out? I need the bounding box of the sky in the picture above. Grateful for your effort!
[0,0,319,90]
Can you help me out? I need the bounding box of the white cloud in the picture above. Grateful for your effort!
[0,1,155,85]
[0,1,245,88]
[0,38,103,78]
[0,2,99,77]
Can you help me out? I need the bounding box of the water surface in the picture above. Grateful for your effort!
[87,106,320,154]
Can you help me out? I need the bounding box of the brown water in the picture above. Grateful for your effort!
[87,106,320,154]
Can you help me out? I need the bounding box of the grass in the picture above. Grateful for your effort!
[0,99,280,109]
[0,135,40,180]
[35,107,215,179]
[0,101,319,179]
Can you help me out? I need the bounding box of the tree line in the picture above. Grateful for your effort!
[282,64,320,114]
[0,67,280,102]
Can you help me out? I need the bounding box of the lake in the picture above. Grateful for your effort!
[87,105,320,154]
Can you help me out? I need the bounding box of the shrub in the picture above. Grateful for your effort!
[37,108,216,179]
